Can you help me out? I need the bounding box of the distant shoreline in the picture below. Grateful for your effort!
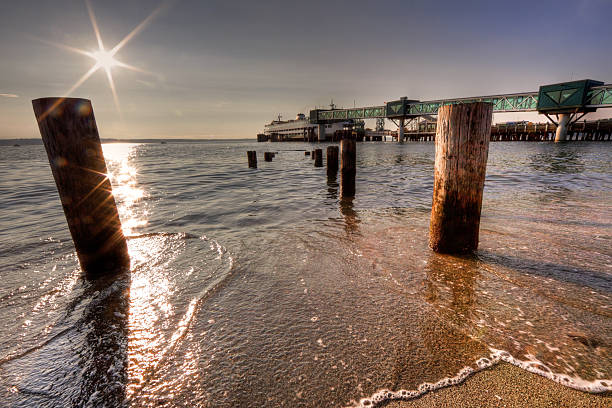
[0,138,254,146]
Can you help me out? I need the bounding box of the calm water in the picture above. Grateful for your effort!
[0,140,610,407]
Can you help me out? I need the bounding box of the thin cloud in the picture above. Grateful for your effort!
[0,93,19,98]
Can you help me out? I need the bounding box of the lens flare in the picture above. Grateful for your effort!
[34,0,168,118]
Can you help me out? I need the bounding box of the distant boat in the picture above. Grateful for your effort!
[13,144,20,147]
[160,141,167,144]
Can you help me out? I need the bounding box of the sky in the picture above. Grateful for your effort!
[1,0,611,139]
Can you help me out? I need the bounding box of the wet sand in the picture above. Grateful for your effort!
[384,363,611,408]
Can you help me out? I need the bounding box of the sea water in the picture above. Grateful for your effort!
[0,140,610,407]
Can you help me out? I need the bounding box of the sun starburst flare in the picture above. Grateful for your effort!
[35,0,169,121]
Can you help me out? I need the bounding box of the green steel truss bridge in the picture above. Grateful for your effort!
[309,80,612,124]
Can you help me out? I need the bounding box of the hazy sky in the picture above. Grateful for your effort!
[1,0,611,139]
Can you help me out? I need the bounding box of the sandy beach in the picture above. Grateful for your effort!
[384,363,611,408]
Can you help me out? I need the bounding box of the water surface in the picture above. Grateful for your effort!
[0,140,610,407]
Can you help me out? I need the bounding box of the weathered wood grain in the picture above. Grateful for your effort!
[429,102,492,253]
[32,97,130,278]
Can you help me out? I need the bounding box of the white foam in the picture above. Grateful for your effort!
[349,348,611,407]
[489,348,612,394]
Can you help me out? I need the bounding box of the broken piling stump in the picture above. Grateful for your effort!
[327,145,339,176]
[32,97,130,279]
[314,149,323,167]
[429,102,492,253]
[247,151,257,168]
[340,135,356,198]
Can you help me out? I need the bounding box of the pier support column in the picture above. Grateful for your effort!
[398,118,405,143]
[247,151,257,168]
[340,135,356,198]
[314,149,323,167]
[326,145,339,176]
[554,114,570,142]
[32,97,130,279]
[318,124,326,142]
[429,102,492,254]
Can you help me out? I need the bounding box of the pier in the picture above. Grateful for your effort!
[403,119,612,142]
[259,80,612,142]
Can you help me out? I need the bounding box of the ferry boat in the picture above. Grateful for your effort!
[258,113,351,142]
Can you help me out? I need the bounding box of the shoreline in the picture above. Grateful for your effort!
[379,362,611,408]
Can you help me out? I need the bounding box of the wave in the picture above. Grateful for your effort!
[350,348,611,407]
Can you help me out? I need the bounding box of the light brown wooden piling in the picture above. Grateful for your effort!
[32,97,129,278]
[314,149,323,167]
[327,145,339,175]
[340,134,356,197]
[264,152,273,162]
[429,102,492,254]
[247,151,257,168]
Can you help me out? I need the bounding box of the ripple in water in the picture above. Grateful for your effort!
[0,141,610,406]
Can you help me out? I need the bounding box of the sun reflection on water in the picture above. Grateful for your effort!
[102,143,178,397]
[102,143,147,237]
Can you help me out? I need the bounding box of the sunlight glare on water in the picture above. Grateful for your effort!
[102,143,147,237]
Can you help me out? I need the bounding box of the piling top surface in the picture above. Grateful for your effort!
[33,97,91,103]
[32,97,92,111]
[32,98,95,124]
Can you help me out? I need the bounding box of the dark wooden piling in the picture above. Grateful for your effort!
[340,135,356,198]
[311,150,315,159]
[264,152,273,162]
[429,102,492,254]
[305,151,310,156]
[314,148,323,167]
[247,151,257,168]
[32,97,129,279]
[326,145,339,175]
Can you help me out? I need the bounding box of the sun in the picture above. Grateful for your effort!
[34,0,167,117]
[91,49,118,71]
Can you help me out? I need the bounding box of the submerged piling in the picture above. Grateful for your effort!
[247,151,257,168]
[429,102,492,253]
[326,145,339,175]
[305,151,310,156]
[264,152,273,162]
[314,149,323,167]
[32,97,130,279]
[340,134,356,198]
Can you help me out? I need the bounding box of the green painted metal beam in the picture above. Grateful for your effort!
[310,81,611,123]
[408,91,539,115]
[585,84,612,108]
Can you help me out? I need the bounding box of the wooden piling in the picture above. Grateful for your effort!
[311,150,315,159]
[247,151,257,168]
[264,152,273,162]
[314,149,323,167]
[326,145,339,175]
[340,135,356,198]
[32,97,129,278]
[305,151,310,156]
[429,102,492,254]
